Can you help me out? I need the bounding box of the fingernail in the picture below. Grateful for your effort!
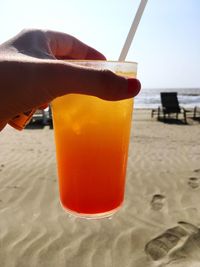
[128,78,141,97]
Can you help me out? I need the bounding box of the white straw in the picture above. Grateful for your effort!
[118,0,148,61]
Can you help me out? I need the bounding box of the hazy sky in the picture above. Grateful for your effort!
[1,0,200,88]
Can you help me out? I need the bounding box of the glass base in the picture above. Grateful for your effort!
[60,202,123,220]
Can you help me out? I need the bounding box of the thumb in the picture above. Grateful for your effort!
[41,61,141,101]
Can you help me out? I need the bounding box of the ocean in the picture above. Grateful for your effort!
[134,88,200,109]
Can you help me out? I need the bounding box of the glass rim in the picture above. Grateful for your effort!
[64,59,137,65]
[63,60,138,72]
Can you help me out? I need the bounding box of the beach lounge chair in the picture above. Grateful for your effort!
[152,92,189,124]
[193,106,200,119]
[29,109,47,125]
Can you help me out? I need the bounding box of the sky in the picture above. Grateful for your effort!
[1,0,200,89]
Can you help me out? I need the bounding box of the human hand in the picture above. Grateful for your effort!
[0,29,141,130]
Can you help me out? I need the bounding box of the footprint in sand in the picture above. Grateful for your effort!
[194,169,200,173]
[0,164,5,172]
[187,177,200,189]
[145,221,199,262]
[150,194,166,211]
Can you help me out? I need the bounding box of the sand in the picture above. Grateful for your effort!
[0,109,200,267]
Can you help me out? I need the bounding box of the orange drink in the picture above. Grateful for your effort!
[52,61,137,219]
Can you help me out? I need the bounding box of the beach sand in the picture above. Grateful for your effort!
[0,109,200,267]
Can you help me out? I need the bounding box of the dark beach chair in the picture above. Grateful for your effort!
[29,109,47,125]
[152,92,189,124]
[193,106,200,119]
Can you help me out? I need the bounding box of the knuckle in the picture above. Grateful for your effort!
[101,69,114,86]
[99,70,120,100]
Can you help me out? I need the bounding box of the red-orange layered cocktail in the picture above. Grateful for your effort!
[52,61,137,218]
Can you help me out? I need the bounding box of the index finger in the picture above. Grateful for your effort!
[45,30,106,60]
